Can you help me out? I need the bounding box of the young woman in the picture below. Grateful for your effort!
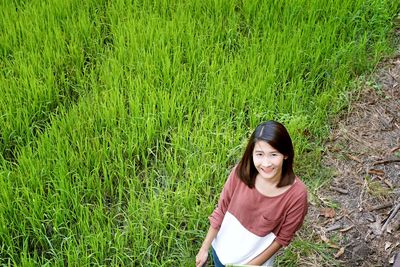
[196,121,308,267]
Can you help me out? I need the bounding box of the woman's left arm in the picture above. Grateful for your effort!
[246,240,282,266]
[247,183,308,265]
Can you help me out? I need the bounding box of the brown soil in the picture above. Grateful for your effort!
[308,55,400,266]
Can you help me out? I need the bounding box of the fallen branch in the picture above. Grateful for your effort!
[345,131,376,149]
[373,159,400,166]
[383,179,393,188]
[334,247,345,258]
[326,223,343,232]
[381,202,400,232]
[390,146,400,153]
[368,202,393,212]
[340,225,354,232]
[358,179,367,211]
[368,169,385,176]
[330,186,348,194]
[387,216,400,233]
[346,153,362,163]
[372,175,394,188]
[320,234,340,249]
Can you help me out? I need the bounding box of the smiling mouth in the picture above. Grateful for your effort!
[261,167,274,173]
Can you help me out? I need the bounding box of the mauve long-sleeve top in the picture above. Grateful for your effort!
[209,167,308,265]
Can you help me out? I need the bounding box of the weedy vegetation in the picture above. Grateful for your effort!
[0,0,399,265]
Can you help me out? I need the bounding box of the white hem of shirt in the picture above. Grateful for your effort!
[212,211,276,266]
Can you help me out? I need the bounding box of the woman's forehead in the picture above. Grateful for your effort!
[253,140,278,152]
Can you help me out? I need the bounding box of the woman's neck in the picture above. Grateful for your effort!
[255,174,293,197]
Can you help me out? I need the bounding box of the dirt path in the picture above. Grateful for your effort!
[308,54,400,266]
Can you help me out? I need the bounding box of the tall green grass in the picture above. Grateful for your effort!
[0,0,399,265]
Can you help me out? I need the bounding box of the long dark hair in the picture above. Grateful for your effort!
[236,121,295,188]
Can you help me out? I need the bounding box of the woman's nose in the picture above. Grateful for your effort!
[262,159,272,166]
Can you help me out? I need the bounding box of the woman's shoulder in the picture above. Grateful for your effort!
[228,164,242,181]
[223,165,243,188]
[294,176,307,189]
[289,176,308,199]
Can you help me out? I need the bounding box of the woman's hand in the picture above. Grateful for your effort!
[195,248,208,267]
[196,226,219,267]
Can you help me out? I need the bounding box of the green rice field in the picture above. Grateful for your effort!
[1,0,399,265]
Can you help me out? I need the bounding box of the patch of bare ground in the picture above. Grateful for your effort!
[308,56,400,266]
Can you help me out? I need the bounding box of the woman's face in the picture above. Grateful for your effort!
[252,140,286,183]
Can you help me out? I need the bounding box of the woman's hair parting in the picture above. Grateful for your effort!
[236,120,295,188]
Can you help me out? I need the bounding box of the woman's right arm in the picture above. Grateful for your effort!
[195,226,219,267]
[196,168,238,266]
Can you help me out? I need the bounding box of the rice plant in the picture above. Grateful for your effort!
[0,0,399,265]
